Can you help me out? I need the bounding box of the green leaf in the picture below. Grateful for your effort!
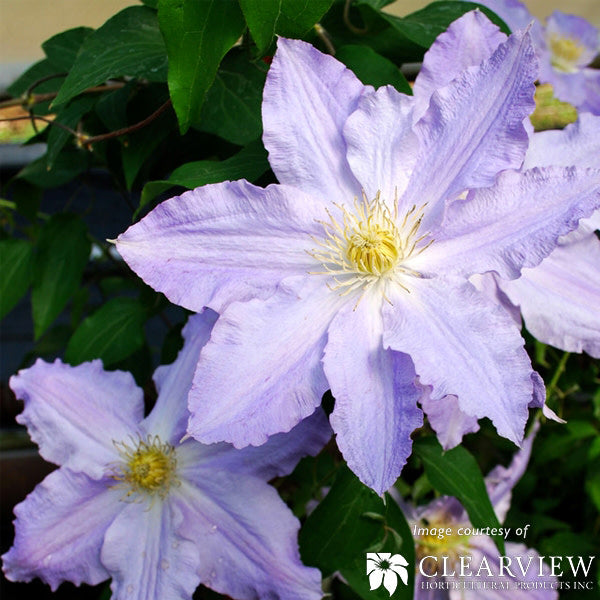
[65,297,148,366]
[335,44,412,94]
[0,239,33,319]
[138,139,269,217]
[46,95,97,168]
[239,0,333,51]
[42,27,93,72]
[413,437,505,554]
[141,0,159,7]
[53,7,168,107]
[341,498,414,600]
[158,0,246,133]
[121,93,174,189]
[300,465,414,599]
[17,149,88,188]
[32,214,91,339]
[197,51,267,144]
[363,1,510,49]
[7,59,65,98]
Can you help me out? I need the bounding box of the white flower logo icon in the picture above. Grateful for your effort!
[366,552,409,595]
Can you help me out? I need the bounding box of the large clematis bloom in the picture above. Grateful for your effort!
[466,0,600,114]
[2,311,329,600]
[402,424,558,599]
[116,16,600,494]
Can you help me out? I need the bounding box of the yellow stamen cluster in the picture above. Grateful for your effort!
[414,519,470,576]
[549,35,584,73]
[112,435,179,500]
[308,191,432,301]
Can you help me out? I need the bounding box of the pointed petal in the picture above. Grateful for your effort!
[420,167,600,280]
[263,37,368,201]
[383,570,399,595]
[420,393,480,450]
[174,475,322,600]
[116,181,324,313]
[403,29,537,228]
[187,277,340,447]
[499,233,600,357]
[324,294,423,494]
[462,0,534,32]
[382,278,532,444]
[369,569,383,590]
[9,359,142,478]
[101,500,199,600]
[413,10,506,121]
[182,408,331,482]
[343,85,418,202]
[2,469,120,590]
[143,310,218,442]
[485,422,538,522]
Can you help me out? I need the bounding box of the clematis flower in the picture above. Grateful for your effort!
[465,0,600,114]
[116,19,600,494]
[403,424,558,599]
[2,310,329,600]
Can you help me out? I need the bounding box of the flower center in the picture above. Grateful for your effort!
[414,518,470,575]
[549,35,584,73]
[112,435,179,500]
[308,191,432,301]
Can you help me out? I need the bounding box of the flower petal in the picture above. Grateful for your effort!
[499,233,600,357]
[143,310,218,442]
[116,181,325,313]
[343,85,418,202]
[382,278,532,444]
[101,500,199,600]
[9,359,142,478]
[523,112,600,170]
[187,276,340,447]
[420,167,600,280]
[402,29,537,228]
[2,469,120,590]
[383,570,399,595]
[181,408,331,482]
[420,393,480,450]
[324,293,423,494]
[485,422,538,522]
[174,475,323,600]
[263,37,368,201]
[369,568,384,591]
[413,10,507,121]
[460,0,534,33]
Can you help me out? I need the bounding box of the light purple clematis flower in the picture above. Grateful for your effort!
[2,310,329,600]
[116,18,600,494]
[466,0,600,114]
[403,424,558,599]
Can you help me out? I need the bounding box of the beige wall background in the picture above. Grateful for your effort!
[1,0,599,65]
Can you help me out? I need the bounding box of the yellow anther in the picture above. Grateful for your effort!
[549,35,584,73]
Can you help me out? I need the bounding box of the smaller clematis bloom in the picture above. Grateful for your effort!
[2,310,330,600]
[402,425,558,599]
[466,0,600,114]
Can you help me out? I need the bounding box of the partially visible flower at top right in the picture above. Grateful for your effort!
[465,0,600,114]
